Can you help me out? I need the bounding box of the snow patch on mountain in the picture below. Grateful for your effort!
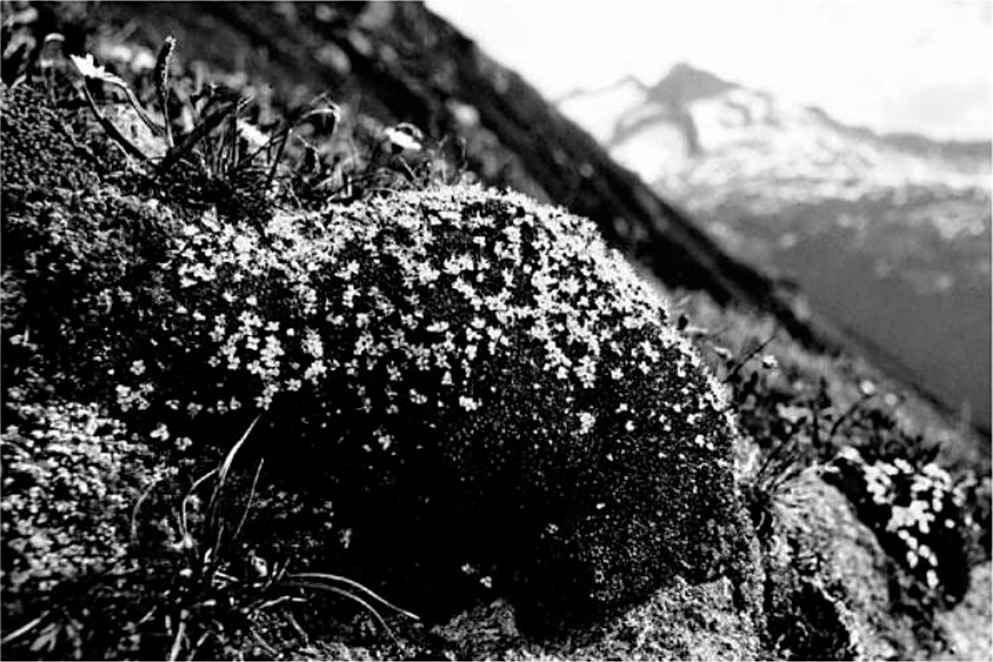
[558,63,991,210]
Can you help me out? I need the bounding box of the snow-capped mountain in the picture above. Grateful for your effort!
[558,63,990,209]
[558,63,992,430]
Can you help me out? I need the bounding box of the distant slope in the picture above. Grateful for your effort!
[560,62,992,431]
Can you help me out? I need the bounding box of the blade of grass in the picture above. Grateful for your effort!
[828,394,873,441]
[0,610,51,645]
[154,36,176,148]
[213,415,260,499]
[200,415,261,574]
[233,458,265,542]
[79,83,149,162]
[131,475,168,543]
[180,467,219,543]
[264,127,291,192]
[279,581,400,646]
[723,333,776,384]
[157,97,247,175]
[167,609,189,662]
[285,572,419,621]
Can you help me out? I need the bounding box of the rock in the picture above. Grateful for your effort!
[762,470,924,660]
[432,599,522,659]
[433,576,762,661]
[559,575,763,661]
[931,563,992,661]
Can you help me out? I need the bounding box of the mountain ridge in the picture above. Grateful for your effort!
[561,62,992,159]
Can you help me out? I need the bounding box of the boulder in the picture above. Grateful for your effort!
[762,470,925,660]
[432,576,762,661]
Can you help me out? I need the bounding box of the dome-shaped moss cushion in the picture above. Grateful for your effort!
[3,86,745,625]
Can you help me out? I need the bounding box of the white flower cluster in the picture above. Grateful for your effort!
[159,186,729,459]
[831,446,967,592]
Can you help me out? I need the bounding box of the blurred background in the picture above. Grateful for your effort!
[432,0,993,432]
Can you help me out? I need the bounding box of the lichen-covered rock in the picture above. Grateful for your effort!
[762,470,927,660]
[932,562,992,661]
[432,576,762,661]
[3,86,745,624]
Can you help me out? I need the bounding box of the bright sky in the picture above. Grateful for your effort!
[428,0,992,141]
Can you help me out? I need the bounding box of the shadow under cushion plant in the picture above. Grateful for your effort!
[3,73,748,639]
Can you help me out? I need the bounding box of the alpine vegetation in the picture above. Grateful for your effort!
[4,14,987,659]
[2,77,745,648]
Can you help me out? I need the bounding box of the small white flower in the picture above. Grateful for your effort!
[384,124,423,154]
[336,261,360,281]
[232,234,254,255]
[906,550,918,568]
[236,120,268,148]
[150,423,170,442]
[70,52,127,87]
